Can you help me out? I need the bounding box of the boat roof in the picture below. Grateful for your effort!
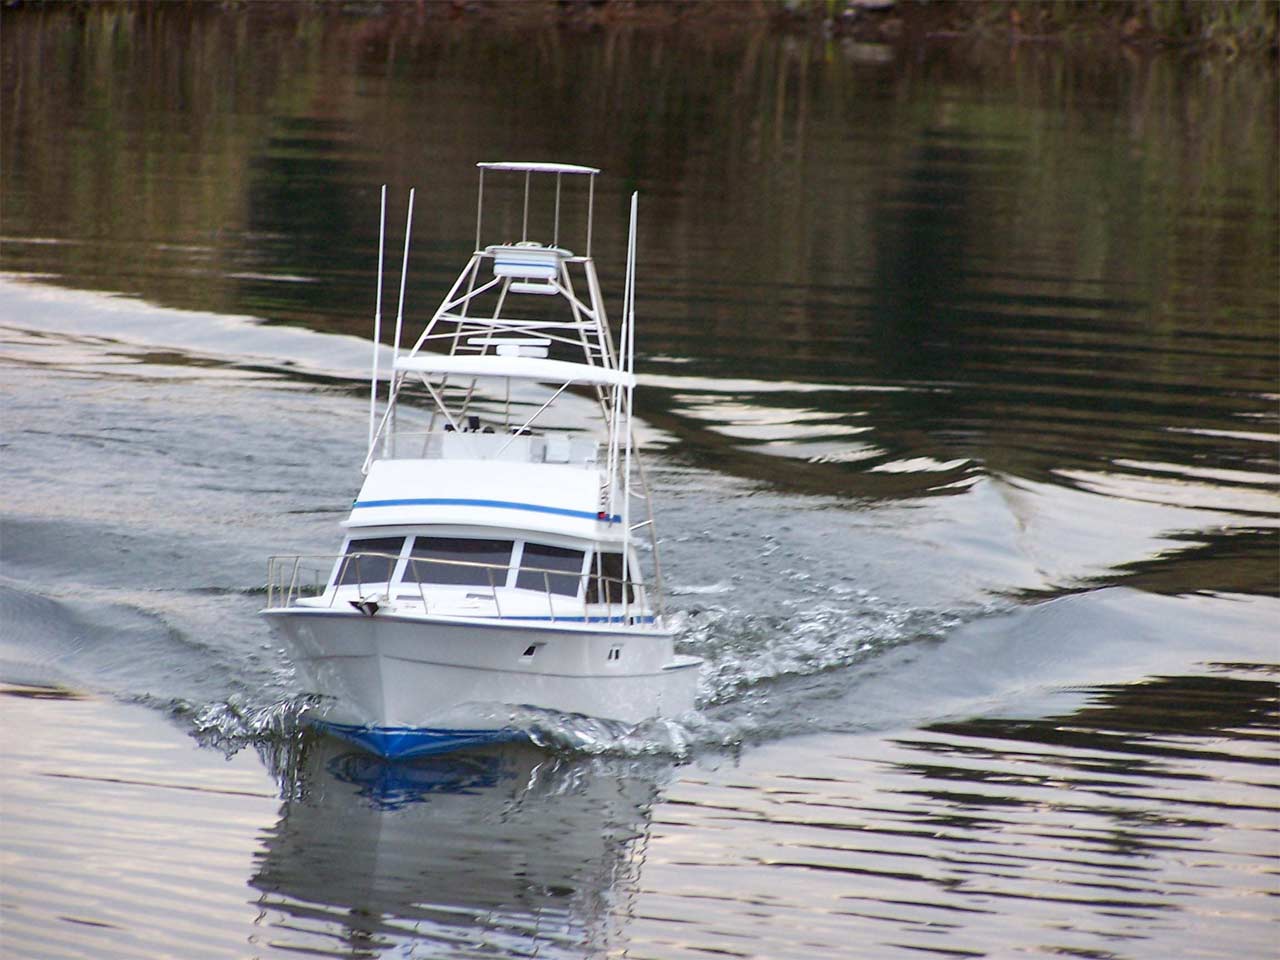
[395,353,635,388]
[477,161,600,175]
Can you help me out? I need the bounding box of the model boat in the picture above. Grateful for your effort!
[262,162,701,758]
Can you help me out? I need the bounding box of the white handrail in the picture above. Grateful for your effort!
[393,353,635,388]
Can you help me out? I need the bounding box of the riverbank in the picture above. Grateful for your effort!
[18,1,1280,58]
[792,0,1280,57]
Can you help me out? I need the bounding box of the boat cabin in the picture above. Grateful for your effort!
[311,527,642,623]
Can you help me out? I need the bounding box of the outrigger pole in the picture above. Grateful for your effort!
[391,188,416,373]
[386,188,416,454]
[368,185,387,453]
[621,191,638,619]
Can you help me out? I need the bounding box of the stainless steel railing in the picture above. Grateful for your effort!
[374,430,601,466]
[265,552,647,623]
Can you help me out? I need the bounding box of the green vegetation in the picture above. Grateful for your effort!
[1010,0,1277,53]
[818,0,1280,55]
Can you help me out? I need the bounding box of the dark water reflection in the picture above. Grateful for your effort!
[253,737,668,958]
[641,667,1277,960]
[5,5,1273,520]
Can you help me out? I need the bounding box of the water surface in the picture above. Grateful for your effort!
[1,6,1276,959]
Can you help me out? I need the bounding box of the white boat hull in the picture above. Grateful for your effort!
[265,607,700,757]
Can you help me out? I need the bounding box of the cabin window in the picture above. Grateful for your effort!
[403,537,513,587]
[516,544,585,596]
[586,552,635,605]
[336,537,405,586]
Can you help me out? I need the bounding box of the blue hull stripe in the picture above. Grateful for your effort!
[498,615,655,623]
[352,497,619,524]
[315,719,522,758]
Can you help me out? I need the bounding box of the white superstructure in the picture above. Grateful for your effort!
[262,162,701,758]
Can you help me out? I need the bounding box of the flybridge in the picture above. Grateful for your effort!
[362,160,646,543]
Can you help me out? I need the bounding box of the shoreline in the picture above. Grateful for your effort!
[17,1,1280,59]
[784,0,1280,58]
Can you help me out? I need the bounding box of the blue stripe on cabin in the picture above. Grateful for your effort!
[352,497,620,524]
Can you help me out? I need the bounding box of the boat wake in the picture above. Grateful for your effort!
[0,570,978,763]
[10,580,1272,777]
[679,594,968,707]
[13,549,1266,771]
[170,692,320,755]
